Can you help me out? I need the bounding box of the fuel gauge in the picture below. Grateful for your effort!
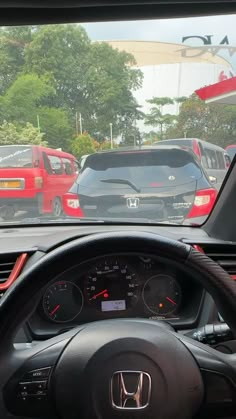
[142,274,181,316]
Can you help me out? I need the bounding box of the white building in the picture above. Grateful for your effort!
[107,41,234,131]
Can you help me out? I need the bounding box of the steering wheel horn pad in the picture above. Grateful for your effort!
[54,320,203,419]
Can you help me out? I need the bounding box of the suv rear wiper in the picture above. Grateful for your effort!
[100,178,140,193]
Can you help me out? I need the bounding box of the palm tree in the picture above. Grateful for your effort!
[144,97,176,140]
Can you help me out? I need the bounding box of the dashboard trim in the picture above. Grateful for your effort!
[0,253,28,291]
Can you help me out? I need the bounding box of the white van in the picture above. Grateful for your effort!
[154,138,229,190]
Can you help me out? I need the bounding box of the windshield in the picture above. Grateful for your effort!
[0,15,235,225]
[0,146,32,168]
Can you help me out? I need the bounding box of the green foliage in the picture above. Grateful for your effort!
[166,94,236,147]
[1,73,55,122]
[36,107,72,150]
[0,121,46,145]
[23,25,143,140]
[144,97,176,140]
[0,26,34,95]
[70,133,96,159]
[0,24,143,144]
[98,141,118,151]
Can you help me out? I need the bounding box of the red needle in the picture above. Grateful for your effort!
[50,304,61,316]
[166,296,177,306]
[90,289,108,300]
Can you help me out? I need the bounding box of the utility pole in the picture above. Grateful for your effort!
[37,115,40,132]
[79,113,83,135]
[109,123,113,149]
[75,112,79,136]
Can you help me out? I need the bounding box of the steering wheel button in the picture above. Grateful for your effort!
[201,370,234,405]
[24,367,51,380]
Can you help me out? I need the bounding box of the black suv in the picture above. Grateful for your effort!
[63,146,217,225]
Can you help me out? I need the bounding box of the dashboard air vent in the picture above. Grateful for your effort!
[0,253,28,291]
[193,244,236,278]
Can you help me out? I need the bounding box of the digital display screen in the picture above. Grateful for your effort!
[101,300,126,312]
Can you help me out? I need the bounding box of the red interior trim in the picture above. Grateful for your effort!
[193,244,204,253]
[0,253,28,291]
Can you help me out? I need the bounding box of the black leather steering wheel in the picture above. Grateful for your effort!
[0,231,236,419]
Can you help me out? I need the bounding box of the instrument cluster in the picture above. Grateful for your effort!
[34,254,203,331]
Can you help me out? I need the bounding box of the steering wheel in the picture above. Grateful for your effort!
[1,231,236,419]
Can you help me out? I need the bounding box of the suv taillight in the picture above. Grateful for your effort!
[187,188,217,219]
[62,193,84,217]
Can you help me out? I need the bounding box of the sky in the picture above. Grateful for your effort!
[82,14,236,71]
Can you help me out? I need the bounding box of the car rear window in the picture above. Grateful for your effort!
[79,149,202,188]
[0,146,33,168]
[155,139,194,147]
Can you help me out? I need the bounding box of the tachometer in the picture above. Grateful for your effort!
[43,281,84,323]
[85,258,140,312]
[142,274,181,316]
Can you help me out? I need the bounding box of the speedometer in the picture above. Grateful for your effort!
[85,258,140,312]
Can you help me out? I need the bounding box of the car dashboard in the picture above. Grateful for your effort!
[0,223,232,347]
[28,253,204,339]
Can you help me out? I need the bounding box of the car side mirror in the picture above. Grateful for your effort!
[209,176,217,184]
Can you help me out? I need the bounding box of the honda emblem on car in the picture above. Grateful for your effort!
[111,370,151,410]
[126,197,140,209]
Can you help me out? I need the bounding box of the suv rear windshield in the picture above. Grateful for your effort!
[80,149,202,188]
[0,146,33,168]
[156,139,194,147]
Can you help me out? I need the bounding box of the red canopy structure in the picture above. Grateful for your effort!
[195,76,236,105]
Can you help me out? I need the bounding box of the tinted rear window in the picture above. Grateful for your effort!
[155,139,194,148]
[80,150,202,188]
[0,146,32,168]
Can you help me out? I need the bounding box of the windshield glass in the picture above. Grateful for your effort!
[0,15,234,225]
[0,146,32,168]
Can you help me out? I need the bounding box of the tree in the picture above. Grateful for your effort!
[36,107,72,150]
[98,140,118,151]
[166,94,236,147]
[119,102,144,146]
[120,125,142,146]
[0,121,46,145]
[0,26,35,95]
[19,122,47,146]
[144,97,176,140]
[70,133,96,159]
[24,25,143,140]
[143,131,159,144]
[0,24,143,143]
[1,73,55,123]
[0,74,72,150]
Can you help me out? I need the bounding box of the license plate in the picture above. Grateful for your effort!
[0,180,21,188]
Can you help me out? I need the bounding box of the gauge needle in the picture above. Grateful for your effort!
[90,289,108,300]
[166,296,177,306]
[50,304,61,316]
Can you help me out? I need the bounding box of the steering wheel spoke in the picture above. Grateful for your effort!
[3,328,78,418]
[180,334,236,416]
